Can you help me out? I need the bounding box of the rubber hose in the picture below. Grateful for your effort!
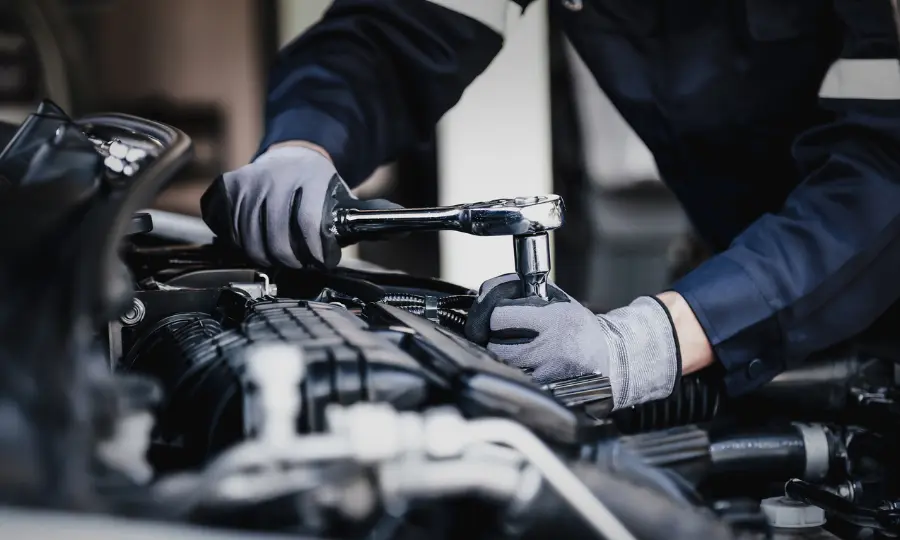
[709,425,808,479]
[381,293,475,310]
[397,305,467,333]
[121,313,224,398]
[784,479,894,532]
[437,295,476,309]
[437,309,467,332]
[380,292,472,333]
[380,293,422,305]
[737,356,863,418]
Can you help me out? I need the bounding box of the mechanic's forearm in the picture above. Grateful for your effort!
[656,291,715,375]
[259,0,510,186]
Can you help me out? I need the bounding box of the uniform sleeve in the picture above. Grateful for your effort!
[672,1,900,395]
[258,0,533,186]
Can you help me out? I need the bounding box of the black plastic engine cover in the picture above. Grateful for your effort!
[367,302,586,444]
[131,299,430,470]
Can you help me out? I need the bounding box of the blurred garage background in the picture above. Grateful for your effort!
[0,0,702,311]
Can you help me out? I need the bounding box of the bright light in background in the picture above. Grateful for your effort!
[436,1,553,289]
[277,0,330,48]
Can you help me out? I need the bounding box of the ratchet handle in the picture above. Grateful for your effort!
[333,196,563,240]
[333,197,559,302]
[332,206,463,240]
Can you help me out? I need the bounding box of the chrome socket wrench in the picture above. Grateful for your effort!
[332,195,565,298]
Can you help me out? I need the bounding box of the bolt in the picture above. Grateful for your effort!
[120,298,146,326]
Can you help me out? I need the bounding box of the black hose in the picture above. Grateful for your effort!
[121,313,224,399]
[393,305,468,334]
[784,479,900,532]
[380,293,474,333]
[437,308,467,331]
[736,356,863,418]
[436,295,476,309]
[709,425,808,479]
[381,293,475,310]
[583,423,831,487]
[380,293,421,305]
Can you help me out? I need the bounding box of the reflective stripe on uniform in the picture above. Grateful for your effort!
[425,0,511,36]
[819,58,900,100]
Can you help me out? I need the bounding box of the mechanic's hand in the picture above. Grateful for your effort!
[200,145,401,269]
[464,274,681,410]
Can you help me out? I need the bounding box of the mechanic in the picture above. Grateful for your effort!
[201,0,900,411]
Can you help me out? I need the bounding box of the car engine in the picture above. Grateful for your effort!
[0,101,899,540]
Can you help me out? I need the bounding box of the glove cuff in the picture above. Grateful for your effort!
[254,143,334,167]
[598,296,680,410]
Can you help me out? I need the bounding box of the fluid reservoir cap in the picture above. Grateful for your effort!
[761,497,826,529]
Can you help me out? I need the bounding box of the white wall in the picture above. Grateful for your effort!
[565,40,660,189]
[437,1,554,289]
[277,0,331,48]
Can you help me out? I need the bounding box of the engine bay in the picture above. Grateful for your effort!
[1,101,899,539]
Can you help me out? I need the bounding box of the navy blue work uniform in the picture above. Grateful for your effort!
[259,0,900,395]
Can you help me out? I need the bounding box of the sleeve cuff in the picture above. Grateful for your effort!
[670,254,784,396]
[256,107,351,173]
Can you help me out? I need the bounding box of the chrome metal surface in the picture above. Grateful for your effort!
[332,195,564,238]
[514,233,551,298]
[333,195,564,299]
[119,298,145,326]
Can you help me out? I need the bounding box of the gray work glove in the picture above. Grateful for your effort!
[464,274,681,410]
[201,145,401,269]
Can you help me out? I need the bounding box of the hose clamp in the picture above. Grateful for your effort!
[424,295,439,323]
[793,423,831,481]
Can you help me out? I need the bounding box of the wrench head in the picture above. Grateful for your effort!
[463,195,565,236]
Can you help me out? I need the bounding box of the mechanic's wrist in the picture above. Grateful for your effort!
[267,140,333,162]
[599,296,680,410]
[655,291,714,375]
